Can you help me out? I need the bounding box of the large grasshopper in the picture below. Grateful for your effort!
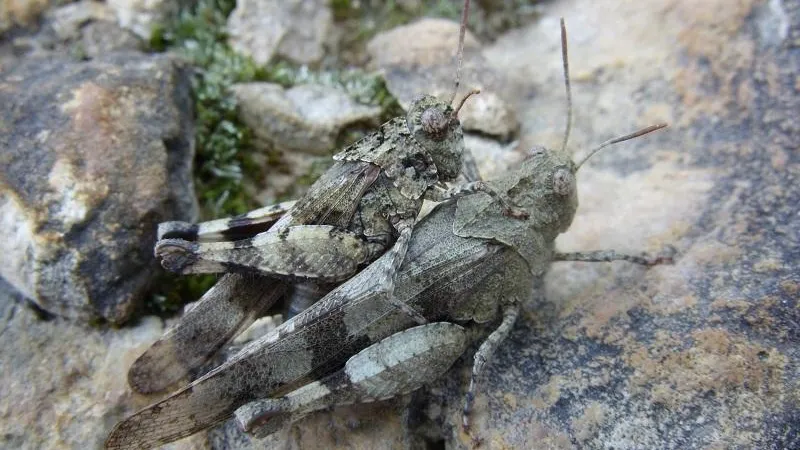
[127,0,528,396]
[106,20,671,449]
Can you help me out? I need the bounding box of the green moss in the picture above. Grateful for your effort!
[144,273,218,316]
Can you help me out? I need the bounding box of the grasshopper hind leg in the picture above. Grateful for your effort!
[462,304,519,434]
[158,200,296,242]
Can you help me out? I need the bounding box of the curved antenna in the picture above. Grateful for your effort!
[576,123,668,170]
[452,88,481,118]
[559,18,573,154]
[449,0,471,105]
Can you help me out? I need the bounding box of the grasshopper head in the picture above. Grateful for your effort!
[511,147,579,236]
[406,95,465,181]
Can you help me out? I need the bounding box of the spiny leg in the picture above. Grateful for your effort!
[463,304,519,432]
[158,200,297,242]
[425,181,529,220]
[156,225,374,282]
[376,220,427,324]
[235,323,468,438]
[554,245,676,266]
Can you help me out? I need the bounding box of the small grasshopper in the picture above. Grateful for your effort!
[106,19,671,449]
[127,0,528,395]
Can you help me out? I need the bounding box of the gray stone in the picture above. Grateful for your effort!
[0,53,197,323]
[232,82,382,155]
[227,0,333,66]
[366,18,519,140]
[106,0,180,39]
[48,1,117,41]
[464,134,524,181]
[0,278,212,449]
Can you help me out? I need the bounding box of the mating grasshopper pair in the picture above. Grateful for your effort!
[106,11,673,450]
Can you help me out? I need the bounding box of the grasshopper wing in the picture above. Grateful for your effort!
[127,275,289,394]
[274,160,381,228]
[129,161,380,393]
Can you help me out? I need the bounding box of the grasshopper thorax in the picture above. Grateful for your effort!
[406,95,465,182]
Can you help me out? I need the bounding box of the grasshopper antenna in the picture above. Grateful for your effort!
[576,123,669,170]
[559,18,573,154]
[452,88,481,117]
[449,0,471,106]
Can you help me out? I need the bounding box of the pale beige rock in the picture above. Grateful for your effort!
[0,54,196,323]
[227,0,333,66]
[106,0,177,39]
[232,82,382,155]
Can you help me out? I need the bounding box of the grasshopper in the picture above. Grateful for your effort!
[127,0,528,396]
[105,19,672,449]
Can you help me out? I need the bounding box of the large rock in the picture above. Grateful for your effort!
[0,53,197,323]
[106,0,180,39]
[227,0,333,66]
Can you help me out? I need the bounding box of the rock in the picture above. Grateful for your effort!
[433,0,799,448]
[48,0,117,41]
[46,1,142,58]
[0,53,197,323]
[106,0,179,39]
[465,134,524,180]
[79,19,142,57]
[366,18,519,140]
[227,0,333,66]
[0,0,53,33]
[0,278,211,449]
[231,82,382,155]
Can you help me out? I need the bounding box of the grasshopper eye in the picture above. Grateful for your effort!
[420,107,449,141]
[553,168,574,196]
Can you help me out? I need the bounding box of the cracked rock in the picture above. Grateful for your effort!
[0,53,197,323]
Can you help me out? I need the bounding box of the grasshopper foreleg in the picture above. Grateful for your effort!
[376,220,428,324]
[426,182,529,220]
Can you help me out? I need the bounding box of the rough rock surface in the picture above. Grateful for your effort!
[227,0,333,66]
[0,53,197,323]
[232,82,382,155]
[0,0,54,33]
[0,279,210,450]
[367,18,519,140]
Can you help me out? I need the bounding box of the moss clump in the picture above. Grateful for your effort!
[150,0,267,219]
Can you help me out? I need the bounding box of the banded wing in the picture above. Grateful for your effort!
[130,161,382,395]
